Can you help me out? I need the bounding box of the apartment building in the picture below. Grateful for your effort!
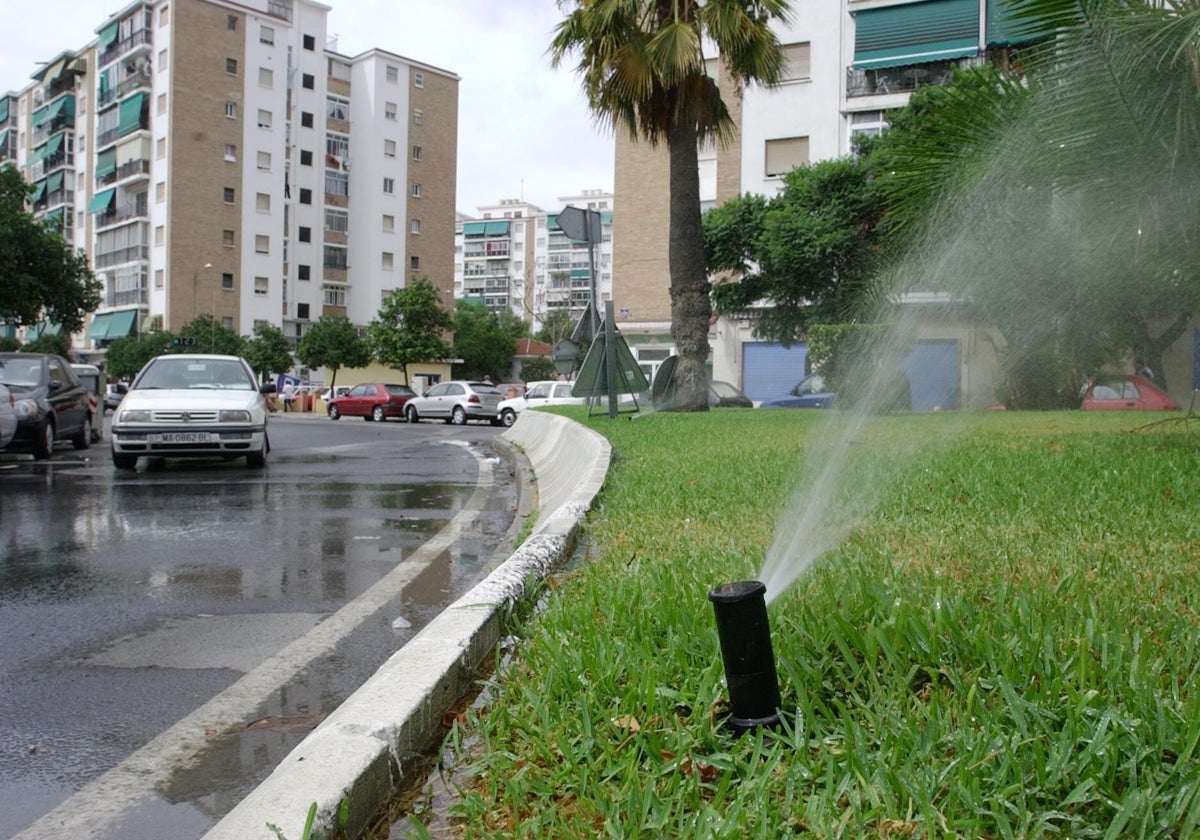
[611,0,1041,404]
[454,189,614,334]
[1,0,458,358]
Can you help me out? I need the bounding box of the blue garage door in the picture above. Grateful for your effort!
[902,339,958,410]
[742,341,808,404]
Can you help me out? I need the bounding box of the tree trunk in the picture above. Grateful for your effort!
[667,111,712,412]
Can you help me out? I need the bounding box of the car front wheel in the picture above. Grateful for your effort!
[33,419,54,460]
[500,408,516,427]
[246,447,267,467]
[406,405,419,424]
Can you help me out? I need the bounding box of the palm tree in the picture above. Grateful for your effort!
[550,0,791,411]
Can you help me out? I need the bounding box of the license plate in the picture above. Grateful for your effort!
[149,432,213,443]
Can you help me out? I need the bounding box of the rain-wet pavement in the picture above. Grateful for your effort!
[0,415,518,839]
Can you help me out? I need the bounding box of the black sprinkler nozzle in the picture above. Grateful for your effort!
[708,580,782,732]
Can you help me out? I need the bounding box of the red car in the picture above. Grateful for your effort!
[327,383,417,421]
[1081,374,1179,411]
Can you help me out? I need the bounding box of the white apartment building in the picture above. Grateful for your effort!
[1,0,458,357]
[455,189,614,334]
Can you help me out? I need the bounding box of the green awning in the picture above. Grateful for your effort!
[0,97,9,125]
[43,132,64,159]
[97,20,119,49]
[462,221,487,236]
[27,321,62,339]
[44,207,65,225]
[87,312,114,340]
[986,0,1047,46]
[32,103,50,127]
[853,0,979,70]
[95,148,117,179]
[118,92,145,136]
[32,57,66,83]
[0,129,8,149]
[600,212,613,225]
[106,309,137,338]
[29,181,46,202]
[88,187,116,213]
[570,268,590,279]
[483,221,510,236]
[46,171,64,194]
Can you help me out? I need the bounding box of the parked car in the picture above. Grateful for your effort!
[1081,373,1179,411]
[110,354,275,470]
[0,353,92,459]
[319,385,352,403]
[709,380,754,408]
[70,363,105,442]
[0,384,17,451]
[760,373,835,409]
[498,380,586,426]
[405,381,504,425]
[105,381,128,413]
[327,383,416,421]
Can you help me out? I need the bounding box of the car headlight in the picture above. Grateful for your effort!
[118,409,152,423]
[13,398,38,420]
[219,410,251,423]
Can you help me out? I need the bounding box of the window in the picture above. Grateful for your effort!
[411,182,421,198]
[384,101,396,121]
[382,252,393,271]
[255,234,269,254]
[849,110,889,141]
[325,208,348,231]
[780,43,811,82]
[225,100,237,119]
[160,5,169,26]
[157,93,167,115]
[226,58,238,76]
[222,273,234,290]
[382,177,394,194]
[223,187,235,204]
[383,139,396,157]
[155,268,164,287]
[410,255,420,271]
[157,137,166,158]
[155,181,165,202]
[257,150,271,171]
[300,111,313,128]
[223,229,235,247]
[298,264,310,280]
[764,136,809,177]
[159,49,168,71]
[382,214,394,233]
[258,67,273,88]
[227,14,237,30]
[300,149,312,166]
[297,302,310,319]
[254,276,268,295]
[329,58,352,81]
[412,145,422,161]
[302,73,314,90]
[256,192,270,212]
[411,219,421,234]
[414,71,424,88]
[300,188,312,204]
[303,34,315,50]
[224,144,237,161]
[385,64,399,82]
[260,25,275,45]
[412,109,422,125]
[326,96,349,121]
[298,226,311,242]
[323,245,347,268]
[154,225,164,245]
[326,133,349,160]
[325,171,348,196]
[324,286,346,306]
[257,109,272,129]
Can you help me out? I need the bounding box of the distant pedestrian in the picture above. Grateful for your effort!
[483,376,493,385]
[282,381,295,411]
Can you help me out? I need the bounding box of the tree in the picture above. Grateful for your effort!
[297,314,370,391]
[21,331,71,357]
[105,333,174,381]
[452,299,519,381]
[0,336,19,352]
[177,314,245,356]
[520,356,558,383]
[0,165,101,333]
[366,280,453,385]
[705,154,886,345]
[534,310,574,345]
[551,0,791,411]
[242,322,293,381]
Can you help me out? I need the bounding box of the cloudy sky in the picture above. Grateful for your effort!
[0,0,615,216]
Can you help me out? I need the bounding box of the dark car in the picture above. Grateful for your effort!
[760,373,835,409]
[328,383,417,421]
[0,353,92,459]
[709,380,754,408]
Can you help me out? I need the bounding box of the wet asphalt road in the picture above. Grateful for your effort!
[0,413,518,840]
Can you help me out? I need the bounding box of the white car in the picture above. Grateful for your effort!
[0,384,16,451]
[110,354,275,470]
[404,381,503,425]
[497,380,586,427]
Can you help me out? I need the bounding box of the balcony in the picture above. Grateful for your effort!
[845,58,966,98]
[94,244,148,269]
[32,113,75,145]
[98,28,151,69]
[95,202,148,231]
[98,74,149,108]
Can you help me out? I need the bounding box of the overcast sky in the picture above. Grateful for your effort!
[0,0,615,216]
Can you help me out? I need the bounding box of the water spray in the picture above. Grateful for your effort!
[708,580,782,732]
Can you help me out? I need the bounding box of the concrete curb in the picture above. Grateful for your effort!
[203,411,610,840]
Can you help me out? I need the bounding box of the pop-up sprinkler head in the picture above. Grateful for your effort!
[708,580,782,732]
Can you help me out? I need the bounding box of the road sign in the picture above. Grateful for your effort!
[556,205,601,244]
[552,339,579,374]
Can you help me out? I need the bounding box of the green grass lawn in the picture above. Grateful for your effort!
[439,408,1200,838]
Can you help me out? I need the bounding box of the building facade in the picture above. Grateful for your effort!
[454,189,614,334]
[1,0,458,361]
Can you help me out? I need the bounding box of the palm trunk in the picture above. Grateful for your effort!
[667,111,712,412]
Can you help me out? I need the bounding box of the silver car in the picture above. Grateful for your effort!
[404,381,503,425]
[0,384,17,451]
[110,354,275,469]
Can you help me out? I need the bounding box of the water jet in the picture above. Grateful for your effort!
[708,580,782,732]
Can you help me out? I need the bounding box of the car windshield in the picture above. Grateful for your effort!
[137,358,254,390]
[385,385,415,396]
[469,383,501,394]
[0,356,43,388]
